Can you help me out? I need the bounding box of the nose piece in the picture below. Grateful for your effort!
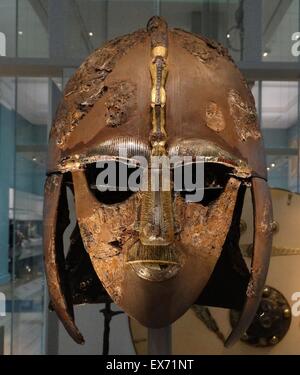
[126,188,181,281]
[141,222,172,246]
[139,189,175,246]
[127,167,181,281]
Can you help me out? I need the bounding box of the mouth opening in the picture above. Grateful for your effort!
[126,242,181,281]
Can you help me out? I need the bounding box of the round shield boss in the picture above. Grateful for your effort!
[230,286,291,347]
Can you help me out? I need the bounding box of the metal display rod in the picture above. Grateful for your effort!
[148,326,172,355]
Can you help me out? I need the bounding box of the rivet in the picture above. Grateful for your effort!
[283,308,291,319]
[271,221,279,234]
[269,335,279,345]
[263,287,270,297]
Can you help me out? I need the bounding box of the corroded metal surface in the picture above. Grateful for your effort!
[172,28,232,64]
[225,178,273,347]
[51,29,147,149]
[228,89,261,142]
[44,174,84,344]
[72,170,140,305]
[72,170,241,327]
[206,102,226,132]
[105,81,137,128]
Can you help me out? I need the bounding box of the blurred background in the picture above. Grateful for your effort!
[0,0,300,355]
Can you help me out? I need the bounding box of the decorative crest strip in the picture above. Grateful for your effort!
[147,16,169,156]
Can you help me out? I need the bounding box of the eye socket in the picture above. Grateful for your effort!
[84,161,232,205]
[84,161,140,204]
[177,163,232,205]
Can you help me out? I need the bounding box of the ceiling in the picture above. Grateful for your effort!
[0,77,56,126]
[263,0,299,62]
[17,77,49,125]
[261,81,298,129]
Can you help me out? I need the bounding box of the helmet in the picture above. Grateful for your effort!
[44,16,273,347]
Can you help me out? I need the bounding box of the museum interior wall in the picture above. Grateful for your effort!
[0,0,300,355]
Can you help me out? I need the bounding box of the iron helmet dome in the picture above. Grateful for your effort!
[44,17,273,347]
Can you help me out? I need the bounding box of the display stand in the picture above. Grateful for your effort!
[100,302,123,355]
[148,326,172,355]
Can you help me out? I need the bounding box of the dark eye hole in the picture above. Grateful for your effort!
[177,163,232,206]
[85,161,139,204]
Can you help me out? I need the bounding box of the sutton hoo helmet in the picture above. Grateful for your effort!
[44,17,273,346]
